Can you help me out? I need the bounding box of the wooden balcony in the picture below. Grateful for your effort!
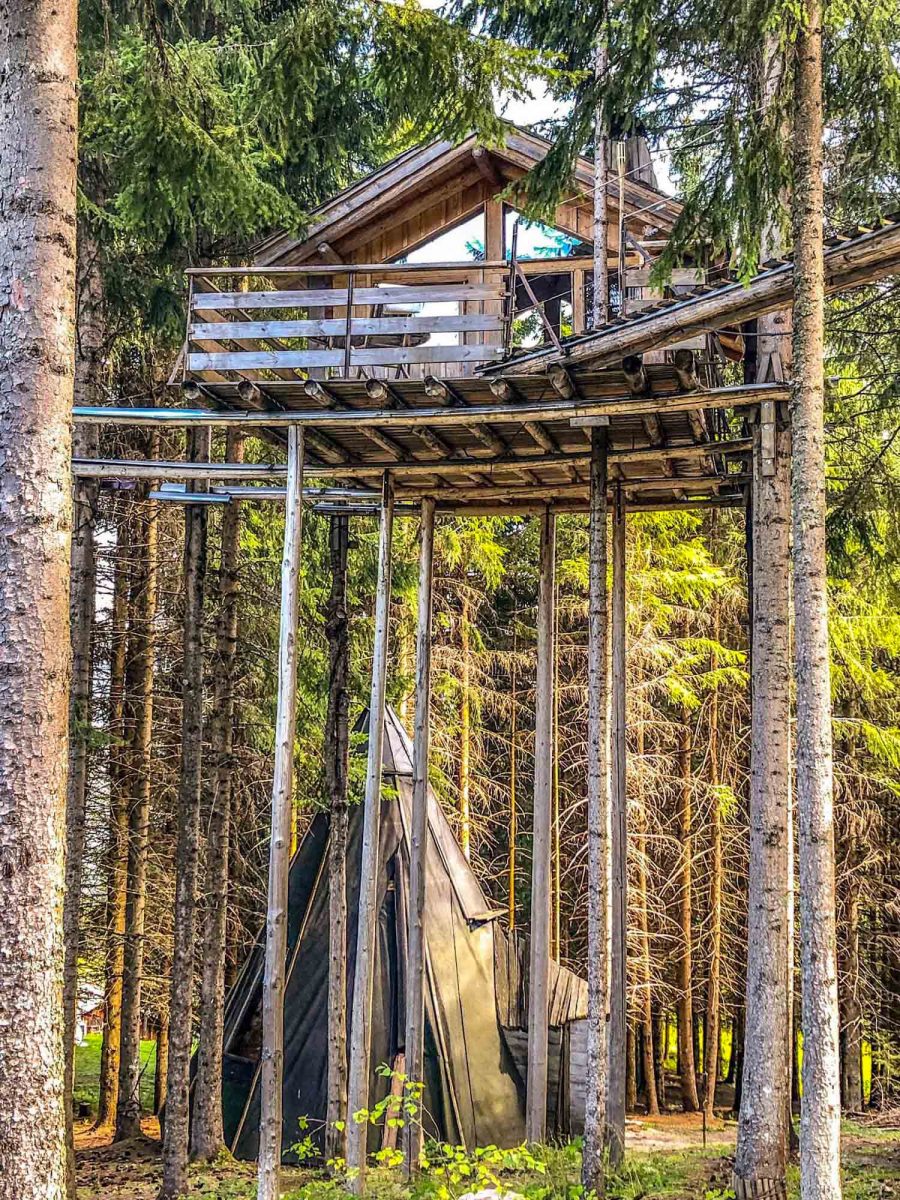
[183,260,517,384]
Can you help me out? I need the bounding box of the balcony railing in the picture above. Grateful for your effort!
[183,261,514,384]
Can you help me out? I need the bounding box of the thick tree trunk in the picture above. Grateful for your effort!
[325,514,351,1166]
[734,415,792,1197]
[676,716,700,1112]
[791,5,843,1197]
[582,430,611,1196]
[116,472,159,1141]
[0,1,77,1194]
[97,522,131,1129]
[193,431,245,1161]
[703,608,723,1119]
[161,428,211,1200]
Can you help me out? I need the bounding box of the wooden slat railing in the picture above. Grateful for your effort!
[184,263,512,382]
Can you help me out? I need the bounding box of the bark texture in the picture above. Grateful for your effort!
[582,430,611,1196]
[734,418,792,1198]
[193,430,245,1162]
[677,718,700,1112]
[791,5,843,1196]
[0,0,77,1194]
[63,237,104,1191]
[115,476,159,1140]
[97,521,131,1128]
[161,428,211,1199]
[325,514,351,1165]
[703,605,722,1119]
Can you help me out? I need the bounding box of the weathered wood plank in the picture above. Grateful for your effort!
[188,345,505,371]
[190,314,504,341]
[192,284,507,310]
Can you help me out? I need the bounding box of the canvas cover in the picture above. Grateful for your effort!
[215,707,531,1160]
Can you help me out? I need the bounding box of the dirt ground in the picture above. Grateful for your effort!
[75,1113,900,1200]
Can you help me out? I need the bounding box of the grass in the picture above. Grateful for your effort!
[74,1032,158,1117]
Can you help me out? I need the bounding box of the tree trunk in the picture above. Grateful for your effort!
[635,723,659,1116]
[458,593,472,860]
[525,511,556,1144]
[193,431,245,1162]
[592,38,610,328]
[115,475,159,1141]
[0,0,77,1193]
[676,715,700,1112]
[582,430,611,1196]
[97,521,131,1129]
[792,4,843,1196]
[62,233,104,1190]
[703,610,723,1119]
[839,833,864,1114]
[735,412,792,1196]
[325,514,351,1166]
[154,1012,170,1118]
[257,430,306,1200]
[161,429,211,1200]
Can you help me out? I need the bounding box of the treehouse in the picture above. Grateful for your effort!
[175,124,751,516]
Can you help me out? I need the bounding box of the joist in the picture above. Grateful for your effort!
[187,345,506,372]
[192,284,507,310]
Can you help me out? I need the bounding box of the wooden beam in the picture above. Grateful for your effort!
[72,440,754,484]
[473,146,504,189]
[188,344,506,372]
[607,486,627,1166]
[257,427,305,1200]
[403,497,436,1178]
[497,219,900,375]
[192,283,507,310]
[346,475,395,1194]
[76,383,785,430]
[525,509,556,1144]
[191,314,504,340]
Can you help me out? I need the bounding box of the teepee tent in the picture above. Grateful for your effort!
[214,707,586,1160]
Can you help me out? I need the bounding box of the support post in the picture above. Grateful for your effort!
[404,496,436,1177]
[525,508,556,1143]
[257,426,305,1200]
[607,484,627,1165]
[346,473,395,1192]
[582,428,611,1196]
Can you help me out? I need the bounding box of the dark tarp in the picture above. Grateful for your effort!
[214,707,527,1161]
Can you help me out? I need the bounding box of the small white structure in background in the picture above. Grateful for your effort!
[75,983,105,1045]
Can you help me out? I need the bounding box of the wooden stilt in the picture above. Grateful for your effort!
[257,427,305,1200]
[607,484,627,1164]
[346,473,395,1193]
[582,428,612,1195]
[525,508,556,1144]
[404,496,436,1177]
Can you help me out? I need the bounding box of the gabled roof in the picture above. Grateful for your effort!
[253,123,682,267]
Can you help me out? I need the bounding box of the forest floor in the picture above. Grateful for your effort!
[74,1112,900,1200]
